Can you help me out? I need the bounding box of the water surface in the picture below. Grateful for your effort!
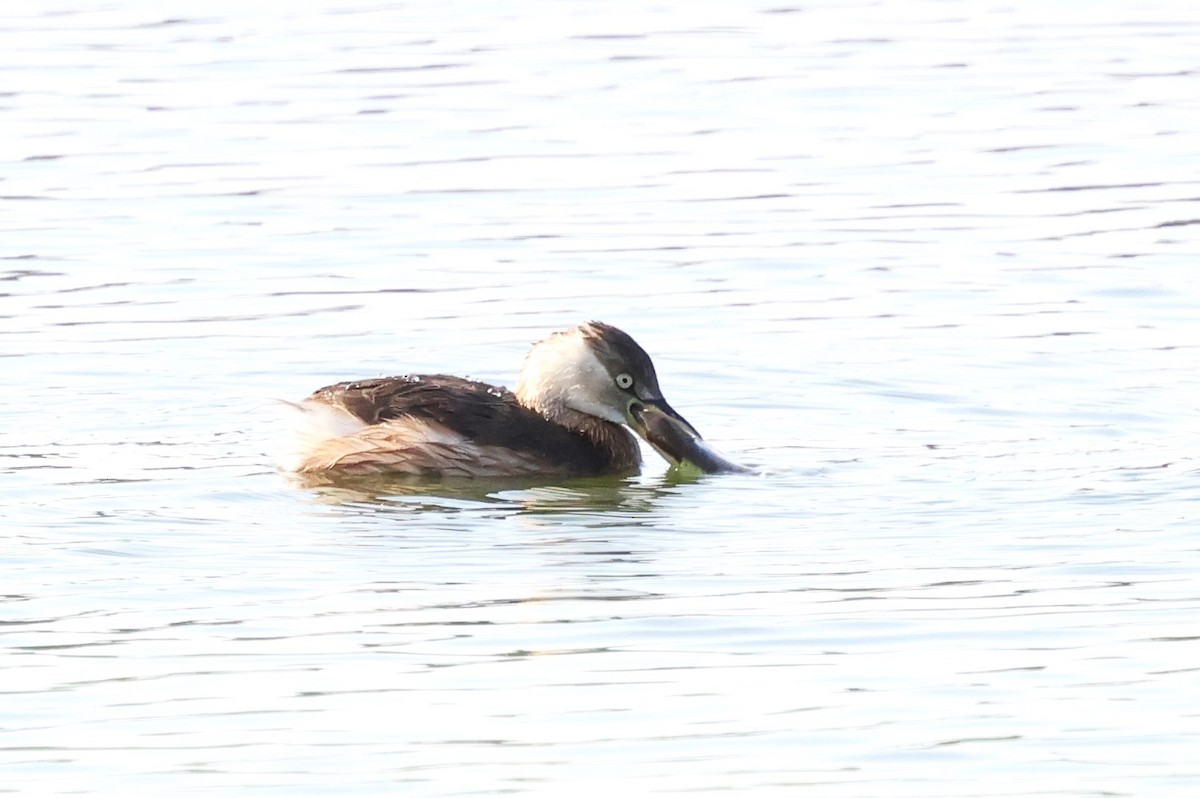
[3,1,1199,795]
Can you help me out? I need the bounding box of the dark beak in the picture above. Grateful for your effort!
[628,399,749,474]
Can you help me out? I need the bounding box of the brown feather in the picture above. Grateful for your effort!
[285,374,640,477]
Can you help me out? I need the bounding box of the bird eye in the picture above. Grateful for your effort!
[615,373,634,390]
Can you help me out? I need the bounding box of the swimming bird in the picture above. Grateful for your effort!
[281,321,746,477]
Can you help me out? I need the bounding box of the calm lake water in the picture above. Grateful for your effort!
[3,1,1199,795]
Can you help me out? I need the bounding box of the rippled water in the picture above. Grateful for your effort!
[4,1,1199,795]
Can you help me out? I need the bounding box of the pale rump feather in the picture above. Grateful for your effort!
[281,401,562,477]
[276,398,365,472]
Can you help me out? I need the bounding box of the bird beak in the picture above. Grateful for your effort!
[628,399,749,474]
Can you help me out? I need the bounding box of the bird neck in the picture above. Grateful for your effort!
[518,395,641,472]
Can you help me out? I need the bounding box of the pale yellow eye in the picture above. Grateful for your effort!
[615,373,634,390]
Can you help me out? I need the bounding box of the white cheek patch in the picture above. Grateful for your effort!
[564,347,626,424]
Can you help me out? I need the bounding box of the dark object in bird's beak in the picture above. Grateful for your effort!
[629,400,750,474]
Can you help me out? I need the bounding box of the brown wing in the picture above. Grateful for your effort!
[307,375,624,474]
